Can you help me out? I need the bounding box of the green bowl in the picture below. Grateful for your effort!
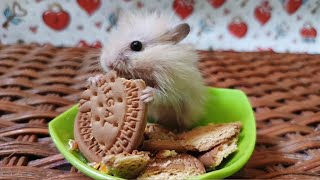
[49,87,256,180]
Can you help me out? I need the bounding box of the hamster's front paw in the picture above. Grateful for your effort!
[140,86,155,103]
[87,74,103,86]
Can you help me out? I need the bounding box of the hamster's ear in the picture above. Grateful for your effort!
[159,23,190,44]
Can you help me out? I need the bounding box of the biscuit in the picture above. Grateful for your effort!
[179,122,241,152]
[137,154,205,180]
[74,71,148,163]
[198,136,239,169]
[144,123,177,140]
[102,150,150,179]
[142,122,241,153]
[142,139,192,152]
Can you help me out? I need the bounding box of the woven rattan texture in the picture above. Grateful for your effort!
[0,44,319,179]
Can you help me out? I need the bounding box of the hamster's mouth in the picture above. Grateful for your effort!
[113,69,156,88]
[142,79,157,88]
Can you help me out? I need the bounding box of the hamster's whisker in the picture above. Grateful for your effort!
[122,68,128,75]
[136,70,143,80]
[88,65,101,73]
[129,69,135,79]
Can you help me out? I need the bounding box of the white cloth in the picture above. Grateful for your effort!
[0,0,319,53]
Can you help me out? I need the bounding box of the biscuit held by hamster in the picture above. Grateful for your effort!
[95,11,207,130]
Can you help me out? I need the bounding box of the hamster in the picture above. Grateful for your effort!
[90,11,207,130]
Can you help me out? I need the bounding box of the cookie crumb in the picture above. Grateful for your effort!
[87,162,100,169]
[155,150,177,159]
[68,139,78,151]
[98,163,109,173]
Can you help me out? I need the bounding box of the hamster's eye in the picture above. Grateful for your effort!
[130,41,142,51]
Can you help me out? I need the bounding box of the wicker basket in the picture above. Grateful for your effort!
[0,44,319,179]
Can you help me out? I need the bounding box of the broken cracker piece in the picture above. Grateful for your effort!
[198,136,239,169]
[179,122,241,152]
[137,154,205,180]
[142,122,241,153]
[145,123,177,140]
[102,151,150,179]
[142,139,192,152]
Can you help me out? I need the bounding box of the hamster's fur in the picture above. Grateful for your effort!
[99,11,207,130]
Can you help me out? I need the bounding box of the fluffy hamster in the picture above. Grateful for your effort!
[92,12,207,130]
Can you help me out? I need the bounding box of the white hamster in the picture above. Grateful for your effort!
[90,11,207,130]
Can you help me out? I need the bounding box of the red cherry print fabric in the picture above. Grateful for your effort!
[0,0,318,53]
